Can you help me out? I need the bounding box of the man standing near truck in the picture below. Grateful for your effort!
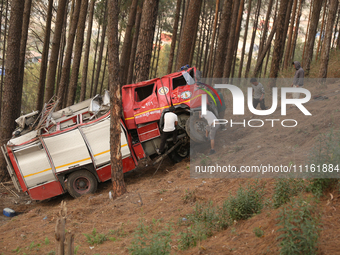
[158,106,178,154]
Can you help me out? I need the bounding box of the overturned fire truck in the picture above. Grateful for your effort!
[1,67,219,200]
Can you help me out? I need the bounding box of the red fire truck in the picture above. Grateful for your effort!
[1,67,218,200]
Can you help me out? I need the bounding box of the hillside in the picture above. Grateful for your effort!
[0,80,339,255]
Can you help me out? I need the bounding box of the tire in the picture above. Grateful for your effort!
[169,143,190,163]
[67,170,98,198]
[185,114,208,143]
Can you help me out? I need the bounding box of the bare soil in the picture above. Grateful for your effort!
[0,81,340,255]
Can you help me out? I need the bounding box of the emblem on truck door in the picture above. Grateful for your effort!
[158,87,169,95]
[180,91,192,99]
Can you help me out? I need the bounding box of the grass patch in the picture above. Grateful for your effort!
[273,179,305,208]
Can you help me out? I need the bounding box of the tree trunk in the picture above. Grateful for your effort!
[303,0,323,76]
[315,0,327,61]
[90,25,101,97]
[0,0,9,121]
[150,19,160,78]
[127,2,143,84]
[206,0,220,77]
[290,0,304,63]
[213,0,232,78]
[269,0,289,81]
[302,1,312,66]
[0,0,25,180]
[319,0,338,78]
[134,0,159,83]
[238,0,252,78]
[175,0,201,70]
[231,0,244,78]
[44,0,68,104]
[332,4,340,48]
[17,0,32,116]
[57,0,82,109]
[67,0,89,106]
[203,7,213,77]
[80,0,96,101]
[283,0,298,69]
[258,0,274,57]
[245,0,261,78]
[93,1,108,96]
[100,46,108,94]
[167,0,182,74]
[223,0,241,78]
[120,0,138,84]
[108,0,127,197]
[36,0,53,112]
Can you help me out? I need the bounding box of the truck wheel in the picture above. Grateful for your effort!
[67,170,98,198]
[185,114,207,143]
[169,143,190,163]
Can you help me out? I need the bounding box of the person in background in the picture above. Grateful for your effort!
[200,110,219,155]
[250,78,266,110]
[291,61,304,99]
[158,106,178,154]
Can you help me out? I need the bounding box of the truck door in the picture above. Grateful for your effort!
[133,82,161,125]
[170,70,195,106]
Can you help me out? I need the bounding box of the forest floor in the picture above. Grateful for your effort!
[0,80,340,255]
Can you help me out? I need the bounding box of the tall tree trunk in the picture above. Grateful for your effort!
[93,0,108,96]
[134,0,159,83]
[0,0,25,180]
[290,0,304,63]
[258,0,274,57]
[44,0,68,104]
[90,25,101,96]
[56,12,68,96]
[303,0,323,76]
[36,0,53,112]
[154,28,162,77]
[175,0,201,70]
[223,0,241,78]
[283,0,298,69]
[57,0,82,109]
[315,0,327,61]
[17,0,32,116]
[120,0,138,84]
[203,7,213,77]
[174,0,186,70]
[108,0,127,197]
[167,0,182,74]
[269,0,289,81]
[0,0,9,120]
[238,0,252,78]
[332,4,340,48]
[319,0,338,78]
[150,18,161,78]
[100,46,108,94]
[245,0,261,78]
[127,2,143,84]
[302,1,312,66]
[195,14,203,68]
[213,0,232,78]
[189,3,201,67]
[67,0,89,106]
[80,0,96,101]
[231,0,245,78]
[206,0,220,77]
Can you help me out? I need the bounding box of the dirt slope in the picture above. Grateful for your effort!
[0,81,339,255]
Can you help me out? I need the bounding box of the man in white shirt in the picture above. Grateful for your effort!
[200,110,219,155]
[158,106,178,154]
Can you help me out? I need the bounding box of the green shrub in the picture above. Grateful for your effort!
[307,130,340,197]
[277,197,320,255]
[224,181,265,221]
[83,228,107,245]
[129,218,172,255]
[253,227,264,238]
[273,179,305,208]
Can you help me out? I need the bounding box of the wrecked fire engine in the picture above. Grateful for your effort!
[1,67,220,200]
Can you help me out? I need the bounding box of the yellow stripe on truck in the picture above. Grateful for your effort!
[23,144,129,178]
[124,94,202,121]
